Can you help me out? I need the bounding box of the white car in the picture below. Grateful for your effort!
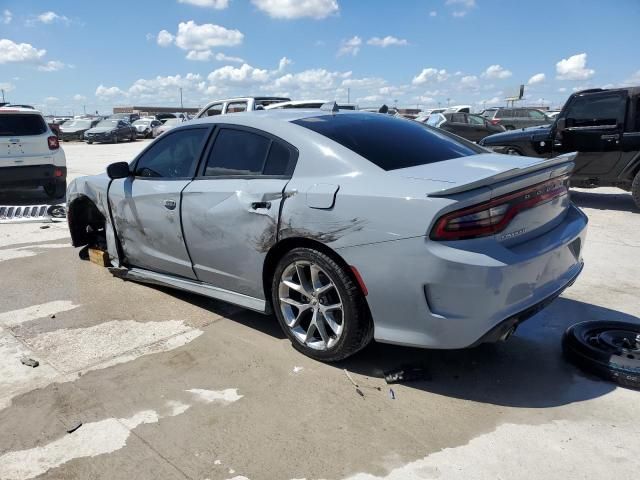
[265,100,357,110]
[194,97,290,118]
[132,119,163,139]
[0,106,67,199]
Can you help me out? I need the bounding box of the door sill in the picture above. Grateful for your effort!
[112,267,267,313]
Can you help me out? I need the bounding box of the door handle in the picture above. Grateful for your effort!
[601,134,619,140]
[251,201,271,210]
[163,199,177,210]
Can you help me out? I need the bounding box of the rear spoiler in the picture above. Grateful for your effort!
[427,152,577,197]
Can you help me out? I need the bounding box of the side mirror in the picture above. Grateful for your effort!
[107,162,131,180]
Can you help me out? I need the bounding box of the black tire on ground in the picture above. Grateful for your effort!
[563,321,640,390]
[87,141,93,144]
[271,247,372,362]
[44,180,67,199]
[631,170,640,210]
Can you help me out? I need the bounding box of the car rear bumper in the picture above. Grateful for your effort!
[337,203,588,349]
[0,164,67,186]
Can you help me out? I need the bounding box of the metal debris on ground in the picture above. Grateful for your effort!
[344,369,365,398]
[20,357,39,368]
[383,364,431,384]
[50,314,56,319]
[389,388,395,400]
[66,421,83,434]
[40,225,50,229]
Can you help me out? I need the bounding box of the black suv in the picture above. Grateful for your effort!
[480,87,640,208]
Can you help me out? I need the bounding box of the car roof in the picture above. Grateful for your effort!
[0,106,43,114]
[187,108,355,127]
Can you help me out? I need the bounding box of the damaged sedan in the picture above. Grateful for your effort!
[66,109,587,361]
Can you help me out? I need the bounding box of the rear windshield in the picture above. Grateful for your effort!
[292,113,480,171]
[0,113,48,136]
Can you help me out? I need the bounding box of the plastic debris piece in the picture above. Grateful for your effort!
[40,225,50,229]
[383,364,431,384]
[343,369,359,387]
[66,421,82,434]
[355,388,364,397]
[20,357,39,368]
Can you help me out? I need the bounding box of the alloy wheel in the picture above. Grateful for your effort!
[278,261,344,351]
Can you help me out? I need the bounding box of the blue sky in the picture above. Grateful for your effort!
[1,0,638,115]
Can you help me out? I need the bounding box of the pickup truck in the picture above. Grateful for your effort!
[195,97,290,118]
[480,87,640,208]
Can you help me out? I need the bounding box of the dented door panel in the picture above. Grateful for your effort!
[108,177,197,279]
[182,177,289,299]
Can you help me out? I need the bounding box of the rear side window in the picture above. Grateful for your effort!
[205,104,223,117]
[498,109,513,118]
[450,113,466,123]
[205,128,296,177]
[565,94,627,127]
[226,102,248,113]
[481,110,496,118]
[0,114,47,136]
[292,113,480,171]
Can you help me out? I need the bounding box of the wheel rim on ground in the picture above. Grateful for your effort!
[278,261,344,351]
[582,327,640,360]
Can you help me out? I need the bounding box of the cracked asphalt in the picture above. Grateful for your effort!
[0,140,638,480]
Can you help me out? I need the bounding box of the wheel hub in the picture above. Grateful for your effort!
[590,329,640,355]
[278,261,344,351]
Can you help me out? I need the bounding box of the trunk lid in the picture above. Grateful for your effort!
[391,153,576,245]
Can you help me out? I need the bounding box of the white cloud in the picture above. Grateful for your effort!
[38,60,66,72]
[556,53,595,80]
[34,11,71,25]
[174,21,244,50]
[178,0,230,9]
[44,96,59,103]
[273,68,349,98]
[95,85,127,99]
[460,75,478,86]
[186,49,213,61]
[481,96,502,105]
[429,11,437,17]
[277,56,292,71]
[446,0,476,17]
[208,63,270,85]
[528,73,546,85]
[157,30,175,47]
[482,64,512,79]
[337,36,361,57]
[367,36,408,48]
[251,0,338,19]
[558,87,567,93]
[73,94,87,101]
[216,52,245,63]
[622,70,640,86]
[0,39,46,64]
[128,74,206,102]
[412,68,449,85]
[0,82,15,92]
[2,9,12,24]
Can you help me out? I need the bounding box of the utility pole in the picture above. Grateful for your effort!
[83,105,86,115]
[447,98,451,106]
[1,89,4,103]
[180,88,183,110]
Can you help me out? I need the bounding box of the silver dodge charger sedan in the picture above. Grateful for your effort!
[67,109,587,361]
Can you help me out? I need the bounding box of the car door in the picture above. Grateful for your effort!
[109,126,211,278]
[181,126,298,300]
[443,113,475,140]
[553,91,627,180]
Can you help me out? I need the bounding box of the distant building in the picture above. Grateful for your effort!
[113,105,200,116]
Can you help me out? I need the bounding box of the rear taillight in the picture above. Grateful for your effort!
[48,135,59,150]
[489,119,500,125]
[430,175,570,241]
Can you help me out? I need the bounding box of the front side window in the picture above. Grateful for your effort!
[468,114,485,125]
[205,104,223,117]
[564,94,627,128]
[135,128,208,178]
[293,113,481,171]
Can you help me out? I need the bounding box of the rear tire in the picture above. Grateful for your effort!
[271,247,372,362]
[631,170,640,210]
[44,180,66,199]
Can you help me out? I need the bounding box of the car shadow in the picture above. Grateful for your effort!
[571,189,637,213]
[337,298,637,408]
[144,282,632,408]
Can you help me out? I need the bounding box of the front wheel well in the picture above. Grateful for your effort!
[67,196,106,247]
[262,237,369,313]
